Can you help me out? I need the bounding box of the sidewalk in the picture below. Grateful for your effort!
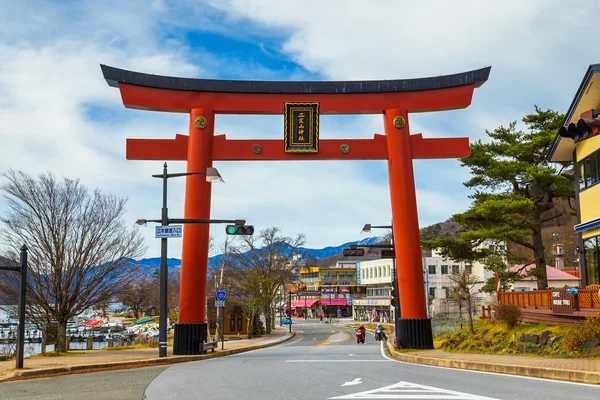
[0,327,292,382]
[386,340,600,384]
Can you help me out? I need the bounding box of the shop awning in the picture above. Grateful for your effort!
[575,217,600,233]
[322,299,348,306]
[292,299,318,308]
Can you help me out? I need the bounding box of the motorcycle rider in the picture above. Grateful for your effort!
[356,324,366,340]
[357,324,366,335]
[375,323,387,340]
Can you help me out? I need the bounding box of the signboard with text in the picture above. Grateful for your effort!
[551,288,573,314]
[284,102,319,153]
[155,225,182,238]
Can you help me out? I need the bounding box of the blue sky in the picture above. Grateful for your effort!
[0,0,597,259]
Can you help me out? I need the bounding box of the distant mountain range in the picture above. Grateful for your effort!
[131,236,382,273]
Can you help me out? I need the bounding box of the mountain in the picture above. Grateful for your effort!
[134,236,382,273]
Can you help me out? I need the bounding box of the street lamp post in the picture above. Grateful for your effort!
[0,245,28,369]
[362,223,401,342]
[138,163,238,358]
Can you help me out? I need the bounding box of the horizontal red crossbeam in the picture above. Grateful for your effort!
[126,134,469,161]
[118,83,476,115]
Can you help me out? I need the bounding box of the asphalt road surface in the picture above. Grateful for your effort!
[3,320,600,399]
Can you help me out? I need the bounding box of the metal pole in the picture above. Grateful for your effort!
[159,163,168,358]
[304,288,307,320]
[16,244,28,369]
[221,303,225,350]
[425,264,430,318]
[288,289,292,333]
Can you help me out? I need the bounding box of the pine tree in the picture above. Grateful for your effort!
[424,107,574,290]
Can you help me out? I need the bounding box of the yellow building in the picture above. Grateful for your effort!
[548,63,600,286]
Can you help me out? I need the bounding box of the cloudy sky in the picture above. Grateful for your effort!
[0,0,597,259]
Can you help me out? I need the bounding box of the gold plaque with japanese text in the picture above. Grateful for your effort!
[284,102,319,153]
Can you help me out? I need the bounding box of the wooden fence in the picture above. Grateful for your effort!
[498,286,600,311]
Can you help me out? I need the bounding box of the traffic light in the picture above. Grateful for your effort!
[559,118,600,143]
[343,248,365,257]
[391,287,398,307]
[225,225,254,235]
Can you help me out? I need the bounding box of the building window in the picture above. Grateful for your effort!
[465,265,472,274]
[238,315,243,331]
[441,265,448,275]
[230,315,235,331]
[428,265,436,274]
[585,236,599,285]
[452,265,459,275]
[580,150,600,190]
[429,287,435,297]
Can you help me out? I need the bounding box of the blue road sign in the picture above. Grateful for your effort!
[155,225,183,238]
[216,290,226,301]
[348,298,353,306]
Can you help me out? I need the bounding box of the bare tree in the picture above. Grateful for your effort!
[230,227,305,334]
[118,276,153,319]
[448,270,480,334]
[0,170,146,352]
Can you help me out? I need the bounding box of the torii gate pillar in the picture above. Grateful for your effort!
[101,64,491,353]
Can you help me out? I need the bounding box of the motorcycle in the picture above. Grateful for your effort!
[375,326,386,341]
[356,329,365,344]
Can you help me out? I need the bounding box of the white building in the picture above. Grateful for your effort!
[423,247,497,317]
[509,264,580,291]
[355,258,395,322]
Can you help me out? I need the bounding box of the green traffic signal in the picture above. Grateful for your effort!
[225,225,254,235]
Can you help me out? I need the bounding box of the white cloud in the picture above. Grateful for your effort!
[1,0,596,259]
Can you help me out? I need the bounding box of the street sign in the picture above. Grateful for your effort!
[216,290,226,301]
[348,298,353,306]
[215,300,225,307]
[155,225,183,238]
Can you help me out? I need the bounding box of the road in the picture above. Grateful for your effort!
[2,319,600,399]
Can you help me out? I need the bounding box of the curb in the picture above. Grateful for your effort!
[0,331,295,382]
[385,341,600,385]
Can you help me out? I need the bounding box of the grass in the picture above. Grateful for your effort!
[29,351,87,359]
[346,323,394,335]
[439,320,591,358]
[101,343,157,351]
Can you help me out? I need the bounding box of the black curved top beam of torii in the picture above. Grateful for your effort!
[101,65,491,94]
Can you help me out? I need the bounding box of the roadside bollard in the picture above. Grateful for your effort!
[118,337,123,347]
[108,338,114,348]
[86,337,93,350]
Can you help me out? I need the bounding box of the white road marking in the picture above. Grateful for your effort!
[349,354,355,356]
[278,335,304,347]
[378,342,600,388]
[329,381,499,399]
[286,360,389,363]
[341,378,363,387]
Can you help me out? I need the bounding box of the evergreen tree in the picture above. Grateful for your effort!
[423,107,573,290]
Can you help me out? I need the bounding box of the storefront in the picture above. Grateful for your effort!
[320,298,351,318]
[353,298,392,322]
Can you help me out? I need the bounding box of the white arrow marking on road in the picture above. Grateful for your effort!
[330,381,499,399]
[348,354,355,356]
[341,378,362,387]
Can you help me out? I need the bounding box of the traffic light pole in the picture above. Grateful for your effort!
[140,163,246,357]
[159,164,169,358]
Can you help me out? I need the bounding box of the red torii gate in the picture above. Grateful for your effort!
[101,65,490,352]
